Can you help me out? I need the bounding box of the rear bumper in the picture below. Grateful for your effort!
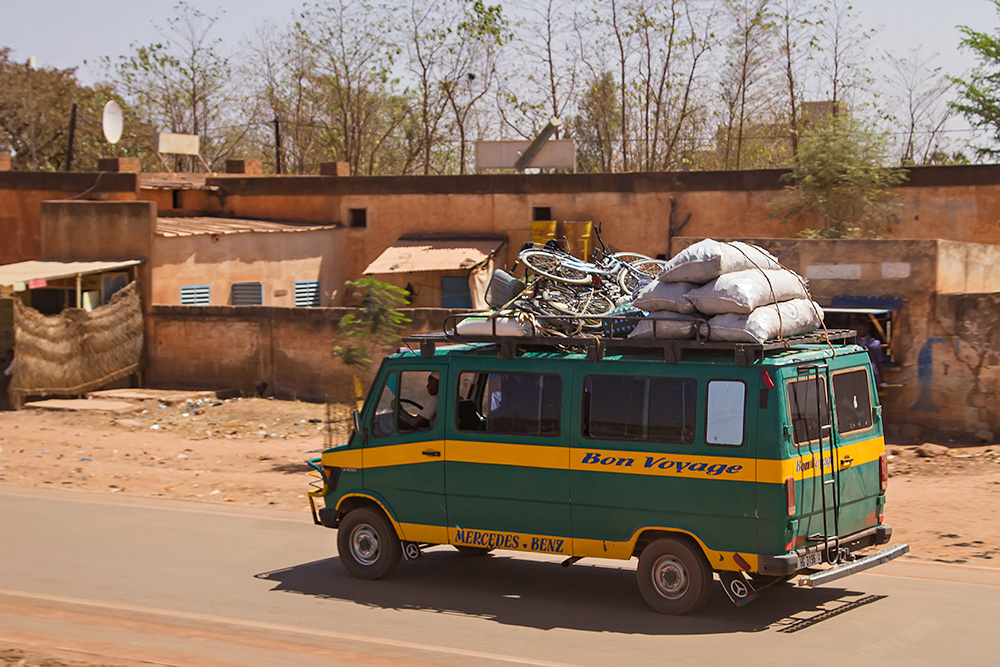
[757,525,893,576]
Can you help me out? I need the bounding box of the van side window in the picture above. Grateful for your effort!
[582,375,696,444]
[706,380,745,446]
[788,376,830,444]
[456,371,561,436]
[833,369,873,434]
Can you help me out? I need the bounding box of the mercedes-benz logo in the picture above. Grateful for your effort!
[405,543,420,559]
[730,580,748,598]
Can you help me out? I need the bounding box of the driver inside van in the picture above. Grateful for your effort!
[399,373,438,430]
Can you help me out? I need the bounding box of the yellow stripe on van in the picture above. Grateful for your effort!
[322,435,882,485]
[756,436,884,483]
[394,521,760,572]
[569,448,756,482]
[448,440,569,469]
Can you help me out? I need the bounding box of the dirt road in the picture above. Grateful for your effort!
[0,392,998,566]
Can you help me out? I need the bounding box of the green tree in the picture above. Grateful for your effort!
[772,114,906,238]
[569,71,621,172]
[332,278,412,373]
[951,1,1000,160]
[0,47,154,171]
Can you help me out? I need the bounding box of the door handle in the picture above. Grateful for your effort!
[840,456,854,467]
[422,449,441,457]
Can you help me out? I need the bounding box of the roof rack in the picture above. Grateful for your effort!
[404,312,857,366]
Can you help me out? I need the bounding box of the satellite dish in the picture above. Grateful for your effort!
[102,101,124,144]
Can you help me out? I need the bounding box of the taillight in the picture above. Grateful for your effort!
[879,453,888,493]
[785,476,796,516]
[761,369,775,389]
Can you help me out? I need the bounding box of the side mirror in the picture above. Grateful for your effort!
[352,409,362,434]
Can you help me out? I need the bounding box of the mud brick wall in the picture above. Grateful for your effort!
[915,294,1000,436]
[146,306,459,401]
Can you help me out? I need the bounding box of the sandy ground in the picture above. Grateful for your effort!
[1,393,998,666]
[1,393,998,567]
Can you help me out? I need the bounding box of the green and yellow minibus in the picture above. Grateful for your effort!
[308,330,906,614]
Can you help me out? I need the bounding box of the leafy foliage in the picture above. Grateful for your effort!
[332,278,412,371]
[951,1,1000,160]
[772,114,907,238]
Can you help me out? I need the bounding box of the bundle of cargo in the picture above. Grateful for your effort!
[629,239,825,344]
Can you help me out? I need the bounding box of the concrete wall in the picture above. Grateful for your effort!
[0,172,139,264]
[919,293,1000,437]
[146,306,461,400]
[150,228,343,307]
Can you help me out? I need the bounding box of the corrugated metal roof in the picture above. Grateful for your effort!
[0,259,143,287]
[157,216,336,237]
[363,236,506,274]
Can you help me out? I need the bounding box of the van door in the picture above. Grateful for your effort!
[786,363,866,559]
[445,366,571,549]
[829,365,882,540]
[364,365,447,540]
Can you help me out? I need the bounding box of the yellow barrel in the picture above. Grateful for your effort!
[531,220,557,246]
[563,220,593,259]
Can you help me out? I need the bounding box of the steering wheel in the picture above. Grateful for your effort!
[398,398,425,430]
[399,398,424,414]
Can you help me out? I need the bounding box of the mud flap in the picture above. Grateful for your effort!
[719,571,759,607]
[402,542,423,561]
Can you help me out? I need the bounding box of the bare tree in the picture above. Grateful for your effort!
[774,0,817,157]
[718,0,776,170]
[884,48,956,165]
[104,2,251,171]
[814,0,875,114]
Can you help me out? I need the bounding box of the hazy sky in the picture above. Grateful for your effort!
[4,0,997,82]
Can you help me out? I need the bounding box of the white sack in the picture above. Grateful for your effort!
[456,316,532,337]
[684,269,809,315]
[628,312,702,340]
[658,239,781,283]
[631,280,697,314]
[705,299,824,344]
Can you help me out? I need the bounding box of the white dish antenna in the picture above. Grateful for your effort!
[102,101,124,144]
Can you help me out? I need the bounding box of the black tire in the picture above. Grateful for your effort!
[637,538,713,614]
[337,507,402,580]
[454,546,493,556]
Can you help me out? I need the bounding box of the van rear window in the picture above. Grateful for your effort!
[583,376,696,444]
[833,369,873,433]
[457,372,561,437]
[788,376,830,444]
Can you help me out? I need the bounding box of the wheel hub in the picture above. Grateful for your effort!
[652,555,689,599]
[351,525,380,565]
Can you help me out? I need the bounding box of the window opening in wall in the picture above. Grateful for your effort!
[101,272,129,304]
[532,206,552,221]
[348,208,367,228]
[231,281,263,306]
[172,189,181,210]
[440,276,473,308]
[294,280,321,307]
[180,285,210,306]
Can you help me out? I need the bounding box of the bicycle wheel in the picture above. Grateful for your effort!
[519,249,593,285]
[610,251,653,264]
[618,259,668,295]
[539,285,615,330]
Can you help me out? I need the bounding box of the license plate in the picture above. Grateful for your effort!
[799,551,823,568]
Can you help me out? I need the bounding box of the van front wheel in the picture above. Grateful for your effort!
[337,508,402,580]
[637,538,713,614]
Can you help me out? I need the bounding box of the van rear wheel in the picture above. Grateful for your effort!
[637,538,713,614]
[337,507,402,580]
